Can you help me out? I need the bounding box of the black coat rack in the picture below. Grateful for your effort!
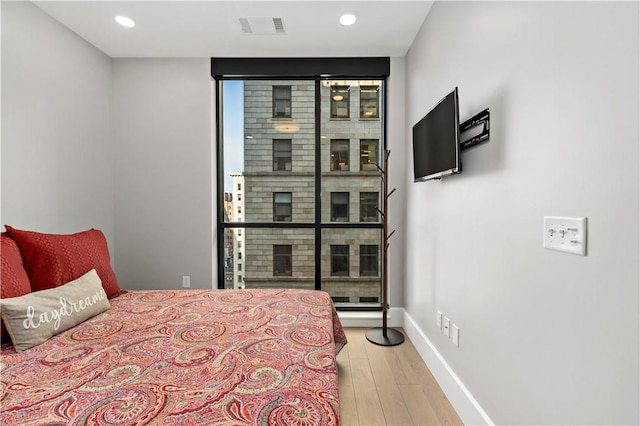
[366,150,405,346]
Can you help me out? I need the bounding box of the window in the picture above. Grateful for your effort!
[237,193,241,201]
[238,229,242,236]
[360,85,380,118]
[331,86,350,119]
[273,85,292,118]
[273,245,293,276]
[238,252,242,260]
[331,192,349,222]
[238,263,242,271]
[360,245,378,276]
[331,245,349,276]
[237,183,241,191]
[360,192,379,222]
[360,139,379,171]
[273,192,292,222]
[238,206,242,214]
[330,139,349,171]
[238,275,243,282]
[238,241,242,249]
[273,139,292,171]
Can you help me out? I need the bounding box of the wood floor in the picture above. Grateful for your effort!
[337,327,463,426]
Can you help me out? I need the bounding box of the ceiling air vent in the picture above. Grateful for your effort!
[239,17,286,35]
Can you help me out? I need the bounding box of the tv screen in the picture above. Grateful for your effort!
[412,87,461,182]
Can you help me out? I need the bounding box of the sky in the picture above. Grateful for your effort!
[222,80,244,193]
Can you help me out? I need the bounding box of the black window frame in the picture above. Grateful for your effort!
[360,245,379,276]
[360,192,379,222]
[213,57,390,311]
[360,139,379,171]
[330,85,350,119]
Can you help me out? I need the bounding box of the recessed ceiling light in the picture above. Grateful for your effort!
[115,15,136,28]
[339,12,357,26]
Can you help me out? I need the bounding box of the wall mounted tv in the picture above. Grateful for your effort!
[412,87,461,182]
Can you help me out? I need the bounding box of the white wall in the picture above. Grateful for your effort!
[1,1,114,247]
[112,59,213,290]
[404,2,639,424]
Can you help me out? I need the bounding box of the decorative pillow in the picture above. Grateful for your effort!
[5,226,122,299]
[0,269,110,352]
[1,233,32,342]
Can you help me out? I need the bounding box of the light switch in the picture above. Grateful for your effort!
[443,316,450,337]
[543,216,587,256]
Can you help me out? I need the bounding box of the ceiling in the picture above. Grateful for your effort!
[33,1,434,58]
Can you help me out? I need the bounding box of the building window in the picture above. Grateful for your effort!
[273,139,292,171]
[273,85,292,118]
[238,263,242,271]
[330,139,349,171]
[273,245,292,276]
[238,252,242,260]
[238,275,243,282]
[360,139,379,171]
[360,192,379,222]
[238,206,242,214]
[360,245,378,276]
[331,85,350,119]
[273,192,292,222]
[331,192,349,222]
[360,85,380,118]
[238,241,242,249]
[237,193,241,201]
[331,245,349,276]
[238,229,242,236]
[237,183,241,191]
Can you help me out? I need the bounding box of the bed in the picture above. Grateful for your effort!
[0,228,347,425]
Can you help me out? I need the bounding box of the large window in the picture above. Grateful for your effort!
[216,59,388,307]
[273,85,292,118]
[273,192,292,222]
[273,139,292,171]
[330,139,349,171]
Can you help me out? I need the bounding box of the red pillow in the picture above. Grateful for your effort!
[4,226,122,299]
[1,233,32,341]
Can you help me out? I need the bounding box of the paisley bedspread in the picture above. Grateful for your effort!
[0,288,347,425]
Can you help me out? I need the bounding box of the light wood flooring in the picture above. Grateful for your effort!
[337,327,463,426]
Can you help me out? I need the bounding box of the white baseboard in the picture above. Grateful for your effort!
[403,310,494,426]
[338,307,404,328]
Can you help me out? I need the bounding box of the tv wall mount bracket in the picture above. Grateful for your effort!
[460,108,490,150]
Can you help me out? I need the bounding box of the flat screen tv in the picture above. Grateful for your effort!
[412,87,461,182]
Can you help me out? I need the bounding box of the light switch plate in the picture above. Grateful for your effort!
[452,324,459,347]
[443,316,450,337]
[543,216,587,256]
[436,310,442,329]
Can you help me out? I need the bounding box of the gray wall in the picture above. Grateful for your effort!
[112,59,214,290]
[404,2,639,424]
[1,1,114,248]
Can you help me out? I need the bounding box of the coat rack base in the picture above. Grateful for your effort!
[365,327,405,346]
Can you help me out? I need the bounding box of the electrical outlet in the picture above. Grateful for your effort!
[436,310,442,329]
[182,276,191,288]
[443,316,450,337]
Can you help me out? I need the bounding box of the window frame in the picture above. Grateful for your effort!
[360,244,379,276]
[331,245,350,276]
[272,85,292,118]
[360,192,379,222]
[273,139,293,171]
[360,139,379,171]
[273,244,293,276]
[331,192,350,222]
[330,85,350,119]
[360,85,380,119]
[330,139,350,171]
[273,192,293,222]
